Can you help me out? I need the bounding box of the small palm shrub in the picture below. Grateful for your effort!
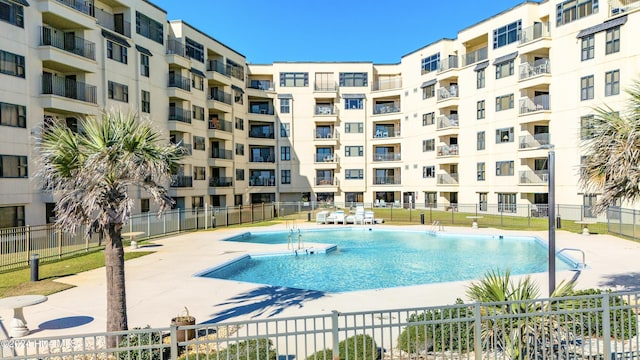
[178,338,276,360]
[307,334,378,360]
[118,326,166,360]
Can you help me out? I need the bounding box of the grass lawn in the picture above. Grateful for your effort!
[0,250,152,297]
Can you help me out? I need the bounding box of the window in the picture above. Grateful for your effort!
[280,99,290,113]
[581,114,596,139]
[424,192,437,208]
[495,94,514,111]
[556,0,599,26]
[0,0,24,28]
[422,112,435,126]
[496,127,514,143]
[496,161,514,176]
[477,131,485,150]
[235,168,245,181]
[498,193,517,213]
[339,72,367,87]
[140,54,149,76]
[422,84,435,99]
[280,72,308,87]
[477,162,486,181]
[422,139,435,152]
[192,196,204,209]
[281,170,291,184]
[606,27,620,54]
[233,89,242,103]
[140,199,150,213]
[344,122,363,133]
[192,105,204,121]
[477,100,485,119]
[141,90,150,113]
[0,205,25,228]
[108,81,128,102]
[344,98,363,109]
[605,70,620,96]
[0,154,27,177]
[422,166,435,178]
[0,49,25,78]
[493,20,521,49]
[185,37,204,62]
[106,41,127,64]
[235,117,244,130]
[0,102,25,128]
[192,74,204,91]
[135,11,163,44]
[235,144,244,156]
[421,53,440,73]
[280,123,290,137]
[280,146,290,161]
[581,75,594,100]
[194,166,205,180]
[495,60,514,79]
[581,35,594,61]
[345,169,363,179]
[193,136,205,151]
[477,68,485,89]
[345,146,363,157]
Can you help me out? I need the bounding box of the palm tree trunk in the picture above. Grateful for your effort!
[105,222,128,348]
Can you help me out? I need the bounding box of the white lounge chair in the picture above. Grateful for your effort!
[316,210,329,224]
[329,210,346,224]
[354,206,365,225]
[364,211,375,224]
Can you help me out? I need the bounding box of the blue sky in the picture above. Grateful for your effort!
[152,0,527,64]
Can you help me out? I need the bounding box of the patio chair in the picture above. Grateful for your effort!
[364,211,375,224]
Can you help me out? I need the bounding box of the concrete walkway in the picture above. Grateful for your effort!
[2,222,640,339]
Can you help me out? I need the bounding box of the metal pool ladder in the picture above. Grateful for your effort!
[558,248,587,269]
[430,221,444,234]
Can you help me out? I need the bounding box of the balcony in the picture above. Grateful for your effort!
[170,175,193,188]
[209,177,233,187]
[438,56,459,73]
[463,47,488,66]
[519,133,550,149]
[173,143,192,156]
[40,26,96,60]
[519,94,550,115]
[168,73,191,91]
[209,89,232,105]
[437,173,459,185]
[41,74,97,104]
[519,59,550,81]
[519,170,549,184]
[437,115,459,129]
[372,78,402,91]
[249,104,274,115]
[249,128,275,139]
[55,0,92,16]
[247,80,273,91]
[314,128,339,140]
[373,153,401,162]
[315,104,338,116]
[609,0,640,16]
[168,107,191,124]
[374,128,400,139]
[314,153,338,163]
[520,22,551,46]
[211,148,233,160]
[315,177,337,186]
[374,176,401,185]
[373,103,400,115]
[437,85,459,101]
[437,144,459,157]
[208,118,232,132]
[166,39,186,57]
[207,60,232,80]
[249,153,275,163]
[94,8,131,37]
[249,177,276,186]
[314,82,337,92]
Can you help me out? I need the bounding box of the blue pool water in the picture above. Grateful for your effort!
[199,229,575,293]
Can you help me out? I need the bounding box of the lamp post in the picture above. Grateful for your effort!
[545,145,556,296]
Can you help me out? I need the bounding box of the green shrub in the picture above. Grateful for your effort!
[118,326,166,360]
[178,338,276,360]
[307,334,378,360]
[397,299,474,354]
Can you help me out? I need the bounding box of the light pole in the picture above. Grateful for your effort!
[544,145,556,296]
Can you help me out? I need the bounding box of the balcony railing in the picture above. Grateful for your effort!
[437,85,459,101]
[170,175,192,188]
[519,170,549,184]
[168,107,191,123]
[372,78,402,91]
[41,74,97,104]
[207,60,229,76]
[249,153,275,163]
[249,106,274,115]
[374,128,400,138]
[373,153,401,162]
[519,22,550,45]
[609,0,640,16]
[315,105,337,116]
[374,176,401,185]
[438,56,459,72]
[248,129,275,139]
[249,177,276,186]
[56,0,92,16]
[437,173,459,185]
[314,129,338,140]
[168,73,191,91]
[463,47,488,66]
[315,153,338,163]
[314,82,337,92]
[209,89,232,105]
[437,144,459,156]
[209,177,233,187]
[94,9,131,37]
[519,94,550,114]
[437,114,459,129]
[519,133,550,149]
[315,177,337,186]
[172,142,192,155]
[373,103,400,114]
[208,119,232,132]
[166,39,185,57]
[210,148,233,160]
[247,80,273,91]
[40,26,96,60]
[519,58,551,80]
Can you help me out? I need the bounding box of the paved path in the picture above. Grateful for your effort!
[2,223,639,339]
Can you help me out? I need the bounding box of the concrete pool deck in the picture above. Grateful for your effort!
[2,222,640,339]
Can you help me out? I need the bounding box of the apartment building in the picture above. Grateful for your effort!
[1,0,639,227]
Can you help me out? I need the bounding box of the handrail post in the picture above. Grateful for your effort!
[331,311,340,360]
[170,324,179,359]
[473,303,482,360]
[602,293,612,360]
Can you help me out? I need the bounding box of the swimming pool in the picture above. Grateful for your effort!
[199,228,576,293]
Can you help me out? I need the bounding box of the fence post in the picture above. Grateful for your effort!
[226,206,229,227]
[473,303,482,360]
[602,292,612,360]
[527,204,531,228]
[409,206,412,223]
[429,206,432,224]
[634,210,637,241]
[331,311,340,360]
[25,225,31,265]
[170,325,179,360]
[262,203,265,221]
[57,228,62,259]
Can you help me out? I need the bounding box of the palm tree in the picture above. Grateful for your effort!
[37,110,184,345]
[580,81,640,215]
